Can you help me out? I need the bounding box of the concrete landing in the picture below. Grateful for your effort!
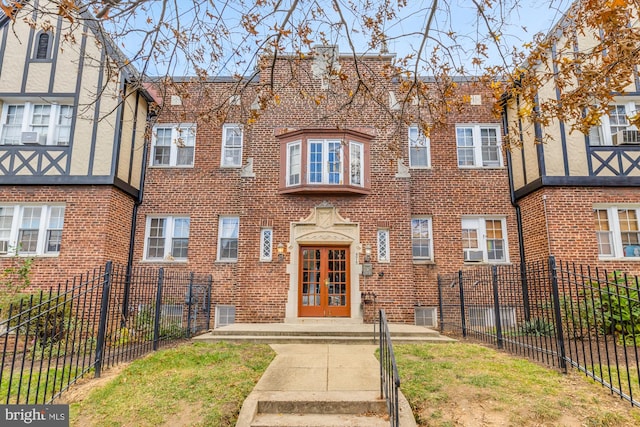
[236,344,417,427]
[194,322,456,345]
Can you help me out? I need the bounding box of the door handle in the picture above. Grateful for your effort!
[324,278,330,287]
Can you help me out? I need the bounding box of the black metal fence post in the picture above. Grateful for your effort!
[94,261,113,379]
[548,256,567,372]
[437,275,444,333]
[520,261,531,321]
[491,265,504,349]
[205,275,212,331]
[186,273,194,338]
[121,263,132,327]
[458,270,467,338]
[153,268,164,351]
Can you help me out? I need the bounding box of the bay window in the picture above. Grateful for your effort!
[279,129,371,194]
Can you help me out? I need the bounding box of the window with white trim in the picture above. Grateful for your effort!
[408,126,430,168]
[589,101,640,146]
[0,102,73,146]
[309,139,343,184]
[151,124,196,167]
[349,141,364,186]
[218,216,239,261]
[260,228,273,261]
[377,229,390,263]
[461,217,508,263]
[0,204,65,256]
[144,216,190,261]
[456,125,502,167]
[280,131,370,193]
[411,217,433,261]
[594,207,640,258]
[286,141,301,186]
[222,124,243,167]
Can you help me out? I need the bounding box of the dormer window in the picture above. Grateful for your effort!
[278,129,371,195]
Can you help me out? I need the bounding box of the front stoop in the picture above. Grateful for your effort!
[237,391,415,427]
[194,322,456,345]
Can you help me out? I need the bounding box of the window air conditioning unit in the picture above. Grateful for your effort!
[0,240,8,255]
[21,131,43,145]
[612,130,640,145]
[464,249,484,262]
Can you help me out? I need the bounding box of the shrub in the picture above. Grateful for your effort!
[520,317,555,337]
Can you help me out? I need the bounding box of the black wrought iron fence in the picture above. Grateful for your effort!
[0,262,212,404]
[379,309,400,427]
[438,256,640,407]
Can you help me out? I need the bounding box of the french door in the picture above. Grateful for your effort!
[299,246,350,317]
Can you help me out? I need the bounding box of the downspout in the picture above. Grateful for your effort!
[122,94,153,324]
[502,99,530,320]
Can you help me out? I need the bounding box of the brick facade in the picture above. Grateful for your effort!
[134,56,519,324]
[0,186,134,288]
[519,186,640,276]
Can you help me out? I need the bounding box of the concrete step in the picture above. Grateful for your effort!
[257,395,387,414]
[248,392,389,427]
[250,413,389,427]
[195,334,455,345]
[193,322,456,345]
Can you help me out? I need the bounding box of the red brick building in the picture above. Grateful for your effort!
[9,7,639,327]
[133,54,518,325]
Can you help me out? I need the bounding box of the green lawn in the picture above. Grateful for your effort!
[66,341,640,426]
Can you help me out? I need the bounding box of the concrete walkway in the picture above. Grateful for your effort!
[236,344,417,426]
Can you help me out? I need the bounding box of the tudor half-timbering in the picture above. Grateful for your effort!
[0,8,153,282]
[503,16,640,273]
[134,54,519,324]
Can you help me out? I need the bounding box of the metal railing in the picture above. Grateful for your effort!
[0,262,211,404]
[438,256,640,407]
[379,309,400,427]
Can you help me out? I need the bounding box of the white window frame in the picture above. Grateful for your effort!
[593,206,640,259]
[411,217,433,261]
[0,102,73,146]
[307,139,343,185]
[221,124,243,167]
[589,100,640,146]
[217,216,239,262]
[151,124,196,167]
[377,228,390,263]
[143,216,190,261]
[461,217,509,263]
[260,228,273,262]
[286,140,301,186]
[349,141,364,186]
[455,124,502,168]
[0,204,65,256]
[408,125,431,168]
